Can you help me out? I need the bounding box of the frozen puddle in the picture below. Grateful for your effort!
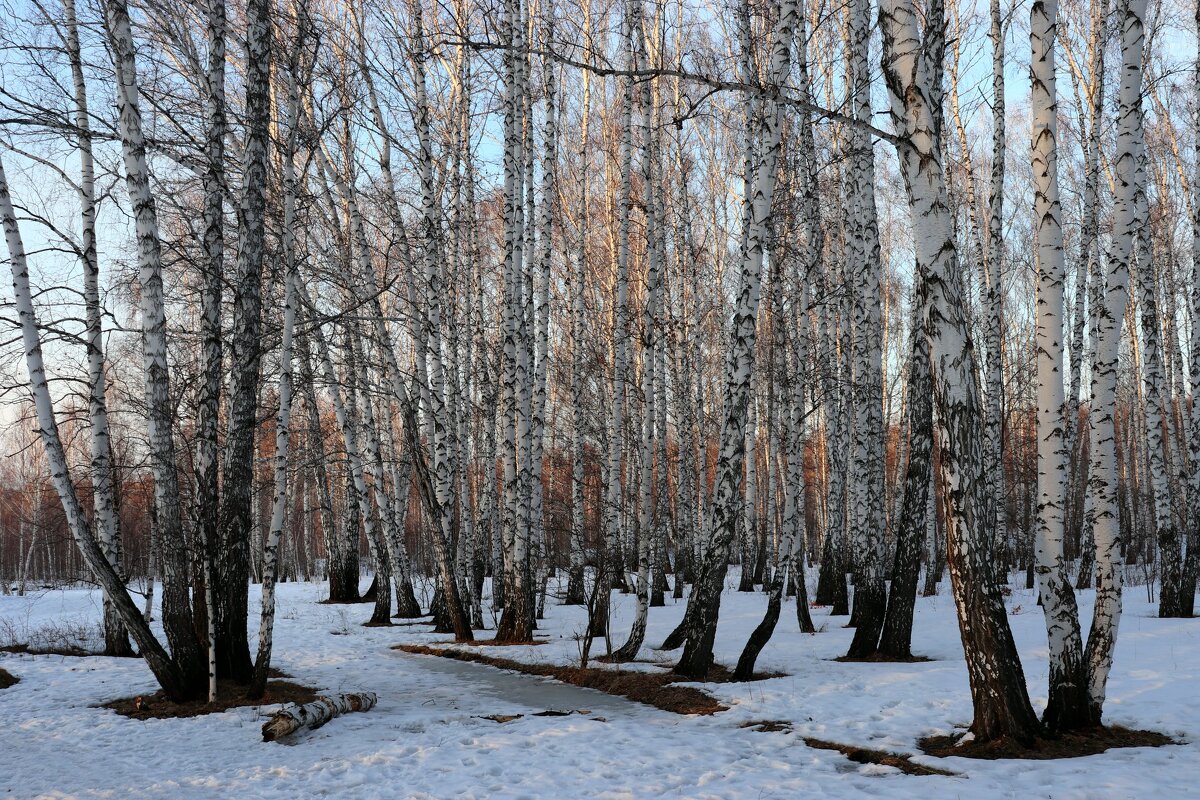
[396,650,641,715]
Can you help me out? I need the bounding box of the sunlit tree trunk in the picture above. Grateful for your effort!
[1031,0,1089,728]
[878,0,1041,742]
[1084,0,1146,724]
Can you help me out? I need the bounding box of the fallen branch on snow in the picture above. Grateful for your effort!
[261,692,378,741]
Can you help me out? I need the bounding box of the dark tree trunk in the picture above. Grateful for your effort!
[564,564,586,605]
[791,568,815,633]
[213,0,272,684]
[394,577,422,618]
[815,529,844,609]
[878,287,932,659]
[735,573,783,679]
[430,587,454,633]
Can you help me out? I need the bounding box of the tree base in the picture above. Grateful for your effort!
[104,675,316,720]
[919,725,1176,760]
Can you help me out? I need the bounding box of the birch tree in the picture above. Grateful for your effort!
[675,0,797,680]
[1031,0,1088,729]
[878,0,1042,742]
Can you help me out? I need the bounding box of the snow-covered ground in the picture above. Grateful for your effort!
[2,573,1197,799]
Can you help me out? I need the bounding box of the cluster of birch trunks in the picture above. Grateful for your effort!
[0,0,1197,746]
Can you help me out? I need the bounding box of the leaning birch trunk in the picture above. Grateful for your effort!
[675,0,797,680]
[878,0,1042,743]
[104,0,205,692]
[1084,0,1145,726]
[735,279,812,678]
[250,50,305,698]
[261,692,378,742]
[1031,0,1089,730]
[65,0,129,657]
[1,158,191,700]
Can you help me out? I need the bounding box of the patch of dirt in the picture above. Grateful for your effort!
[741,719,793,733]
[317,597,369,605]
[0,666,18,689]
[739,720,957,777]
[805,737,958,777]
[919,725,1178,760]
[103,677,318,720]
[478,713,523,723]
[396,644,728,714]
[454,638,550,647]
[833,654,934,664]
[361,621,396,628]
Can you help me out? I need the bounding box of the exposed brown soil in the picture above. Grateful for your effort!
[361,621,396,628]
[741,719,793,733]
[805,737,958,776]
[318,597,369,605]
[919,725,1178,760]
[833,654,934,664]
[103,676,318,720]
[453,638,550,647]
[0,666,18,689]
[740,720,958,776]
[396,643,730,714]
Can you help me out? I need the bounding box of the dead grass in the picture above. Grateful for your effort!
[1,642,95,657]
[0,617,117,657]
[396,643,729,714]
[919,725,1178,760]
[103,674,318,720]
[0,666,18,689]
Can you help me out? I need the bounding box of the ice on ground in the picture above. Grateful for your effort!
[2,573,1196,799]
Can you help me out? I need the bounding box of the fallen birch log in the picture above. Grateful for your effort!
[261,692,378,741]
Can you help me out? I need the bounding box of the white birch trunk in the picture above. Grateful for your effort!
[1031,0,1088,728]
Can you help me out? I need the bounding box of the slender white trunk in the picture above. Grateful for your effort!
[1031,0,1088,727]
[1085,0,1146,721]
